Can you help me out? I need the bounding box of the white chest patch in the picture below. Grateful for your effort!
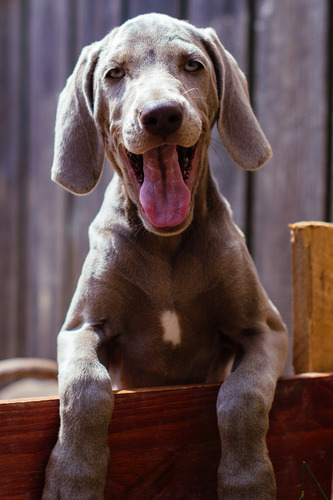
[160,310,182,347]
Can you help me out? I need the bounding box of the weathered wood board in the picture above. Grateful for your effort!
[291,222,333,373]
[251,0,329,370]
[0,374,332,499]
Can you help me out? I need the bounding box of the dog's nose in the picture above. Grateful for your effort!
[140,100,183,137]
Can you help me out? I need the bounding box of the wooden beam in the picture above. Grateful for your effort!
[0,374,332,499]
[290,221,333,373]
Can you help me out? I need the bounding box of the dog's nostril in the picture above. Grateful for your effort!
[169,114,181,124]
[140,100,183,137]
[146,117,158,127]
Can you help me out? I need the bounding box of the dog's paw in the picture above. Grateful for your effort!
[42,441,109,500]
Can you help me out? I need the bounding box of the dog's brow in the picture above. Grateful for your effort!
[104,46,206,74]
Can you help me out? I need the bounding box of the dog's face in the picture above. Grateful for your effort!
[51,13,272,235]
[95,15,219,234]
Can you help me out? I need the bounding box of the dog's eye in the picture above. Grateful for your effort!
[106,68,125,79]
[184,60,203,72]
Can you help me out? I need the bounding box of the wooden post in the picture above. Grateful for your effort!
[290,221,333,373]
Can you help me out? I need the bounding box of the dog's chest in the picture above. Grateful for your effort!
[159,309,182,347]
[104,237,229,385]
[113,278,224,386]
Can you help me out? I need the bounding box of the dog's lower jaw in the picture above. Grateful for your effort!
[139,206,194,236]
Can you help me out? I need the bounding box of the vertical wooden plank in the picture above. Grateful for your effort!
[126,0,181,18]
[188,0,250,231]
[96,0,123,37]
[251,0,328,356]
[0,0,21,358]
[290,222,333,373]
[25,0,71,358]
[76,0,122,50]
[329,1,333,222]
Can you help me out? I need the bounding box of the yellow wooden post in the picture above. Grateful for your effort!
[290,222,333,373]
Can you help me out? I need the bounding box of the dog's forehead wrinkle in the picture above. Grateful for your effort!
[107,18,204,65]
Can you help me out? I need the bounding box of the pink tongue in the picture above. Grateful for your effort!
[139,145,190,228]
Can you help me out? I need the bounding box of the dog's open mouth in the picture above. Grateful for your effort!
[126,144,197,185]
[123,143,199,229]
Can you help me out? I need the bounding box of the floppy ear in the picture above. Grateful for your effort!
[51,42,104,194]
[203,28,272,170]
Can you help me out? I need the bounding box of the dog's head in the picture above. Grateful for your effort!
[52,13,272,235]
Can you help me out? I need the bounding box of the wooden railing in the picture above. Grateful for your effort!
[0,374,332,500]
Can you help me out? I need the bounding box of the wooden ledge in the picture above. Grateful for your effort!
[1,374,332,499]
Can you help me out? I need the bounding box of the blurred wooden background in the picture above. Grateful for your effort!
[0,0,332,372]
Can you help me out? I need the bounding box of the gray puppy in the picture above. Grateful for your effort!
[43,13,288,500]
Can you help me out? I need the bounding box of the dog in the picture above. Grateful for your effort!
[42,13,288,499]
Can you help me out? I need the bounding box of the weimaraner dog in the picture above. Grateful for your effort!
[43,13,288,500]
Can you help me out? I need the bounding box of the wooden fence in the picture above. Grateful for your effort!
[1,374,333,499]
[1,0,332,369]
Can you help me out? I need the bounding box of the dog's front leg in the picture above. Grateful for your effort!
[217,324,287,500]
[42,326,114,500]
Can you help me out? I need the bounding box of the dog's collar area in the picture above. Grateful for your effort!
[125,144,197,185]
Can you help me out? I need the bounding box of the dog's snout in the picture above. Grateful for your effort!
[140,100,183,137]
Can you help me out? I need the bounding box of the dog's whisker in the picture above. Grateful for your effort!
[112,125,123,141]
[209,141,226,164]
[181,87,200,98]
